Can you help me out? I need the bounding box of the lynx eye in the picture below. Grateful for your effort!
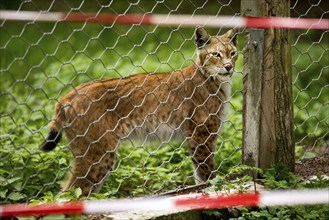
[230,51,237,57]
[212,52,221,58]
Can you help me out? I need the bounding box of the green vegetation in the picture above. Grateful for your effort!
[292,31,329,150]
[207,164,329,219]
[0,20,328,219]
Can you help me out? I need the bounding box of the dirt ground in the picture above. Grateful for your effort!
[295,153,329,179]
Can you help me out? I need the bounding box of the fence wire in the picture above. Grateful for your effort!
[0,0,327,205]
[0,0,242,202]
[291,0,329,158]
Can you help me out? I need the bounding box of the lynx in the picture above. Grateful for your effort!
[41,27,238,196]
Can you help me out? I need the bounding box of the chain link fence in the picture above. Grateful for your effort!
[0,0,327,204]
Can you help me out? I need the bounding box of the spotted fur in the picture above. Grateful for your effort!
[41,27,238,196]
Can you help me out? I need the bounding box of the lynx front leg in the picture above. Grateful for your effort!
[186,123,218,183]
[64,150,117,196]
[63,134,118,196]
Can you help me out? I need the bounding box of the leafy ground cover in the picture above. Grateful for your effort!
[205,162,329,219]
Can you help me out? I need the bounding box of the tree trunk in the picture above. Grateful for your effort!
[241,0,295,171]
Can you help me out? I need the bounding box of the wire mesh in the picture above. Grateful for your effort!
[0,0,242,202]
[291,0,329,159]
[0,0,328,205]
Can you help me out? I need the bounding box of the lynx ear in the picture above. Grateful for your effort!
[195,26,210,48]
[223,28,238,46]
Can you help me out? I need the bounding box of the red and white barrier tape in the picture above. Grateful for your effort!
[1,10,328,29]
[0,189,328,217]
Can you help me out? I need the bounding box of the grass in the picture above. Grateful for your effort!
[0,20,328,206]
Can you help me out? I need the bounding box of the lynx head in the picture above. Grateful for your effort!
[195,26,238,81]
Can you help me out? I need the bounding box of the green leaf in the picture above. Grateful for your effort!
[75,187,82,198]
[59,158,66,165]
[303,151,317,159]
[0,177,21,186]
[0,189,8,198]
[7,192,26,201]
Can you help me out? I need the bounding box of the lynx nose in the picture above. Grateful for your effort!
[224,64,232,72]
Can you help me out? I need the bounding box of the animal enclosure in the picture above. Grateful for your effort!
[0,0,328,205]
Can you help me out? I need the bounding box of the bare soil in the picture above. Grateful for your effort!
[295,153,329,179]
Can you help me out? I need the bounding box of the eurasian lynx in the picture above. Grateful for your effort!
[41,27,238,196]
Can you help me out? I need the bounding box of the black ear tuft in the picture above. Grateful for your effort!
[224,28,238,46]
[195,26,210,48]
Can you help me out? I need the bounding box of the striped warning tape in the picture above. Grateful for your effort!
[0,10,328,29]
[0,189,328,217]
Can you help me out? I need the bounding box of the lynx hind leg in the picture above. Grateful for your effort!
[187,124,218,183]
[64,136,118,196]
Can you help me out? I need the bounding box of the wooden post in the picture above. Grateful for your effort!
[242,29,265,168]
[241,0,295,171]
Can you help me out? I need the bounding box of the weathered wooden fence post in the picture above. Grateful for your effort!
[241,0,295,171]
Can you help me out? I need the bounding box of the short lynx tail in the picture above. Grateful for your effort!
[40,128,62,151]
